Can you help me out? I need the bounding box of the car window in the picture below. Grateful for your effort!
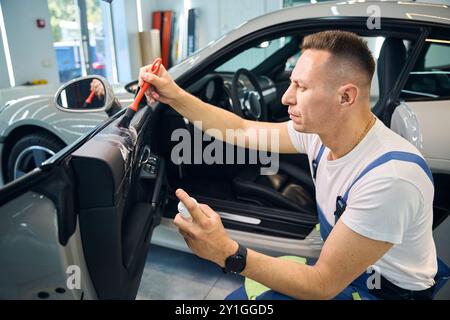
[365,36,384,107]
[212,32,413,112]
[285,51,300,72]
[215,37,293,72]
[400,39,450,101]
[364,36,412,108]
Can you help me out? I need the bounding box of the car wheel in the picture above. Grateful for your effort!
[7,132,65,182]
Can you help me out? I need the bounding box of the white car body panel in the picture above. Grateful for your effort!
[393,100,450,174]
[0,95,109,145]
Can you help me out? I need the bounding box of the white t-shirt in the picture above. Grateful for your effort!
[287,118,437,291]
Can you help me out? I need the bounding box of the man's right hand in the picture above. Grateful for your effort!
[90,79,105,98]
[139,63,184,106]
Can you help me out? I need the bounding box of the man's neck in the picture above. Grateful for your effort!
[320,111,375,161]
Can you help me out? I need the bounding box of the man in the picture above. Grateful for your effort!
[139,30,437,299]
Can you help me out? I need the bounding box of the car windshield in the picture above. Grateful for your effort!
[215,37,293,72]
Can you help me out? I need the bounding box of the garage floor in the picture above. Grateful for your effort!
[136,244,244,300]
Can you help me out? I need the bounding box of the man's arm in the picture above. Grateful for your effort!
[140,64,298,154]
[240,219,393,299]
[173,189,393,300]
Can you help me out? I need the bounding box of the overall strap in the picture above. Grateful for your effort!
[334,151,434,223]
[312,144,325,179]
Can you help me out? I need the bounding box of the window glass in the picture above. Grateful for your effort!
[213,31,412,111]
[215,37,292,72]
[401,39,450,101]
[48,0,117,83]
[48,0,81,82]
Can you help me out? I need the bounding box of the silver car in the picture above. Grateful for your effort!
[0,78,135,185]
[0,1,449,299]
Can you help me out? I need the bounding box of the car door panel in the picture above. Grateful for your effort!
[0,191,71,299]
[0,106,164,300]
[68,106,164,299]
[0,163,96,299]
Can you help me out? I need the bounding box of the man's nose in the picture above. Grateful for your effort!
[281,84,295,107]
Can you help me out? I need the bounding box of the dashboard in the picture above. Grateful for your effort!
[188,72,278,112]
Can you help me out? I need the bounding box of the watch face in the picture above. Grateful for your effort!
[226,255,246,273]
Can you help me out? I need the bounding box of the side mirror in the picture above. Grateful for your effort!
[54,75,118,113]
[124,80,139,94]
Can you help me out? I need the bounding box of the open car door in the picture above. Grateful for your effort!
[0,79,166,300]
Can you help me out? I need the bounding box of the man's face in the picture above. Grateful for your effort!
[281,49,338,134]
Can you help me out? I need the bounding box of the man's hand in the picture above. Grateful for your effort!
[90,79,104,98]
[138,63,184,106]
[173,189,238,267]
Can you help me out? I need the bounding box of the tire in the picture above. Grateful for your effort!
[6,132,65,182]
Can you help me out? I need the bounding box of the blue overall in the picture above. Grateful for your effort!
[226,145,450,300]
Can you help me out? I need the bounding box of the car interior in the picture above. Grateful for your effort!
[154,34,317,240]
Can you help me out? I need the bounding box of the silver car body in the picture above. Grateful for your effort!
[0,83,134,185]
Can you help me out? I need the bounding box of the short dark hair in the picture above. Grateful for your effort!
[302,30,375,84]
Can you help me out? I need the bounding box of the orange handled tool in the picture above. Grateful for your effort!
[119,58,162,128]
[129,58,162,112]
[85,90,95,105]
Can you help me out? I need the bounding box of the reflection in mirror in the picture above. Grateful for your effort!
[57,78,106,110]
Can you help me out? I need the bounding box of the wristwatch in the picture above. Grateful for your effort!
[223,243,247,274]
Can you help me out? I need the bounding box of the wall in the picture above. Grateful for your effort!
[0,17,9,89]
[140,0,283,65]
[110,0,140,82]
[0,0,59,88]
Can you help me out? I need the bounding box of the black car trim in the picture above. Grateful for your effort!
[0,167,49,206]
[382,26,431,126]
[33,164,78,246]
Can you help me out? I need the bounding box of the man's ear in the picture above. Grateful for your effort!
[338,84,358,107]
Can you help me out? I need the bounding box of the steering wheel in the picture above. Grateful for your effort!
[230,68,267,121]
